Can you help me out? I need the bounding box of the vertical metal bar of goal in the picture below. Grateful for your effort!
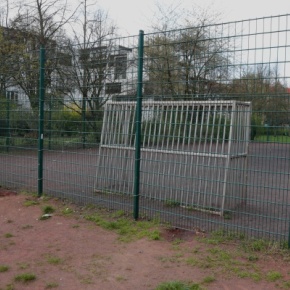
[38,46,45,197]
[133,30,144,220]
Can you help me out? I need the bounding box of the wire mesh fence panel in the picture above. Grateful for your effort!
[41,35,139,212]
[0,14,290,243]
[0,44,40,192]
[138,15,290,241]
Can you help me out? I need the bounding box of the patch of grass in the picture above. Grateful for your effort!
[23,200,39,207]
[236,270,262,281]
[4,284,14,290]
[247,255,259,262]
[154,280,202,290]
[157,255,180,264]
[186,257,199,267]
[61,207,74,215]
[14,273,36,283]
[266,271,283,282]
[202,229,245,245]
[111,210,126,218]
[46,254,63,265]
[164,199,181,207]
[4,233,13,238]
[249,239,269,252]
[42,205,55,214]
[202,276,215,284]
[115,275,127,282]
[45,282,59,288]
[85,212,160,242]
[172,238,183,246]
[0,265,9,272]
[283,281,290,288]
[255,135,290,143]
[148,229,161,240]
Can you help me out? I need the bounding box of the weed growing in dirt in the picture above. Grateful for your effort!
[283,281,290,288]
[85,212,160,242]
[155,280,202,290]
[42,205,55,214]
[266,271,283,282]
[14,272,36,283]
[4,233,13,238]
[45,254,62,265]
[4,284,14,290]
[115,275,127,282]
[45,282,59,288]
[23,200,39,207]
[0,265,9,272]
[61,207,74,215]
[202,276,215,284]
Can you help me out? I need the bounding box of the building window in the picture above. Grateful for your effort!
[6,91,18,102]
[114,55,127,80]
[105,82,122,94]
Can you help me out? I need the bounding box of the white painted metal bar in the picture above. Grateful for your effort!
[95,100,251,215]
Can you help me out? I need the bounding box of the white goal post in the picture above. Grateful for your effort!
[94,100,252,215]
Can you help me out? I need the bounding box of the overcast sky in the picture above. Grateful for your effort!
[94,0,290,35]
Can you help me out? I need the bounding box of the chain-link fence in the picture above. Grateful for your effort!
[0,14,290,243]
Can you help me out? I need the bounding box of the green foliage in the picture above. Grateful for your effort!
[61,207,74,215]
[42,205,55,214]
[14,272,36,283]
[202,276,215,284]
[266,271,283,282]
[4,233,13,238]
[0,265,9,272]
[85,212,160,242]
[154,280,202,290]
[23,200,39,207]
[45,254,62,265]
[49,109,82,137]
[45,282,59,288]
[249,239,269,252]
[164,199,181,207]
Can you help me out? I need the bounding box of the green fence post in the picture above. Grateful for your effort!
[133,30,144,220]
[6,97,10,152]
[82,97,86,149]
[48,95,52,150]
[38,46,45,197]
[288,222,290,249]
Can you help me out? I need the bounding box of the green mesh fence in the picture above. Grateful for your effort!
[0,15,290,243]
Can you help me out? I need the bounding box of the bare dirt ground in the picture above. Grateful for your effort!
[1,189,290,290]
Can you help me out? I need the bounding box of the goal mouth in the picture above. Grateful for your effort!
[95,100,251,216]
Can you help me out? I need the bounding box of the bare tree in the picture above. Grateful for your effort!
[230,65,289,127]
[6,0,79,114]
[61,1,119,128]
[144,2,228,99]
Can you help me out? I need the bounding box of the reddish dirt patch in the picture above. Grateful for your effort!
[0,188,17,197]
[0,193,289,290]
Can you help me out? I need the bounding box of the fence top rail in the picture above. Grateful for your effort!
[105,100,252,107]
